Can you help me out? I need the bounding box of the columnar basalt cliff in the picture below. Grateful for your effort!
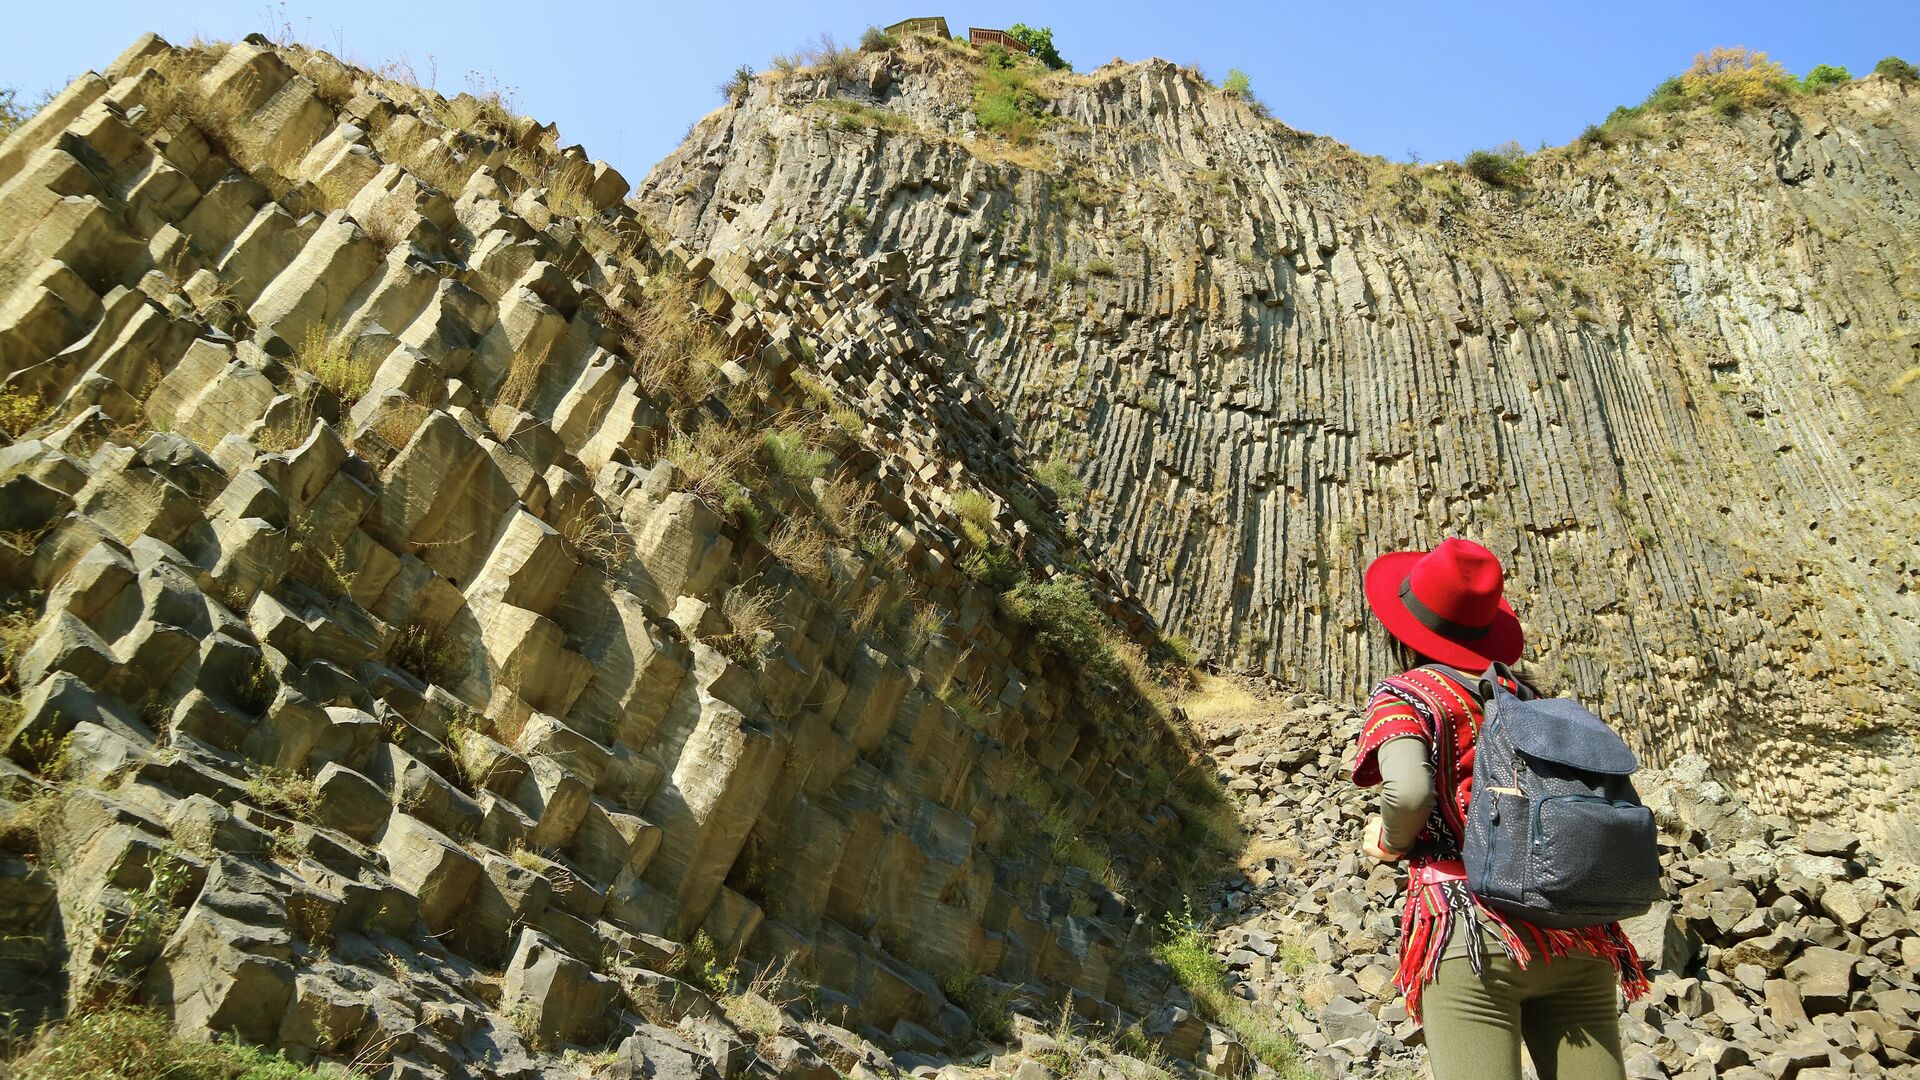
[4,27,1920,1080]
[0,32,1252,1077]
[641,41,1920,852]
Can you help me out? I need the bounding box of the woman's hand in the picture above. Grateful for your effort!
[1361,815,1404,862]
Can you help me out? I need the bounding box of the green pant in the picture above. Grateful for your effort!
[1422,952,1626,1080]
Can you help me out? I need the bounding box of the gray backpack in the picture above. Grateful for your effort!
[1441,663,1665,930]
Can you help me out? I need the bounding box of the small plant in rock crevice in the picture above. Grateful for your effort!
[389,622,466,687]
[292,324,374,408]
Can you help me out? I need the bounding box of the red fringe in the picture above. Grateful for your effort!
[1394,876,1649,1022]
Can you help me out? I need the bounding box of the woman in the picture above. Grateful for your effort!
[1352,538,1646,1080]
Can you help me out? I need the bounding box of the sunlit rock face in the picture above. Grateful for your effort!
[644,47,1920,850]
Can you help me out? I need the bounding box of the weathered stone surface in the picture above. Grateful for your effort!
[500,928,619,1048]
[643,46,1920,854]
[4,30,1915,1080]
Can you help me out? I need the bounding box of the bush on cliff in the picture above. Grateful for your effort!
[1464,141,1529,188]
[974,45,1048,143]
[1680,46,1796,108]
[1875,56,1919,81]
[1803,63,1852,91]
[1005,575,1117,676]
[0,86,30,140]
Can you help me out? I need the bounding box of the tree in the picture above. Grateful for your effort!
[1221,69,1253,100]
[0,87,28,141]
[1874,56,1918,81]
[1803,64,1852,90]
[1680,46,1793,108]
[717,65,755,104]
[1007,23,1069,71]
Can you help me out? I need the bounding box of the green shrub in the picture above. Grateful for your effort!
[1004,575,1115,675]
[1644,75,1689,111]
[760,428,833,483]
[817,97,909,132]
[974,46,1046,142]
[1155,901,1306,1073]
[1222,68,1253,100]
[1083,257,1116,277]
[292,325,372,408]
[390,623,466,687]
[1577,123,1612,150]
[859,26,897,52]
[1803,63,1851,90]
[1875,56,1919,81]
[1006,23,1068,71]
[0,384,48,439]
[719,64,756,103]
[1033,454,1086,510]
[1463,142,1528,188]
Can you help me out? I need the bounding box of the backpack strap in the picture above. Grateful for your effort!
[1421,661,1534,703]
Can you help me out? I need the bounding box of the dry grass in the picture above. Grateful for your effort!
[766,516,830,589]
[603,274,727,404]
[560,506,627,572]
[661,424,760,518]
[292,325,374,407]
[293,51,358,107]
[713,582,783,666]
[817,476,875,538]
[375,118,470,196]
[355,199,414,254]
[487,337,550,439]
[1179,673,1269,733]
[366,400,430,451]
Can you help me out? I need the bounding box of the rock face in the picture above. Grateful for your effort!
[0,33,1231,1077]
[4,28,1918,1080]
[640,41,1920,851]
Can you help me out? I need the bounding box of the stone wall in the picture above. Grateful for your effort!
[640,43,1920,851]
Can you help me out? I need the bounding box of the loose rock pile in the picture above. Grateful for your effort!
[1182,682,1920,1079]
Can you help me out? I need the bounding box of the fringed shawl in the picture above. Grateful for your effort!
[1354,667,1650,1021]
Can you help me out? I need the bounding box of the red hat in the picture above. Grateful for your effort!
[1364,538,1524,670]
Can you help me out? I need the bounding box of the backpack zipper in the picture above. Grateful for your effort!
[1530,793,1637,843]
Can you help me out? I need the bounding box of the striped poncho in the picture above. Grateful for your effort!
[1353,667,1650,1021]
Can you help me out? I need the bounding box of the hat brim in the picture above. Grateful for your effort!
[1364,550,1524,671]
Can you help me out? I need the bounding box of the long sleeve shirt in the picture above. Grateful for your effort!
[1375,735,1437,853]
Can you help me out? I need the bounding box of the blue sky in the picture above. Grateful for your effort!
[4,1,1915,183]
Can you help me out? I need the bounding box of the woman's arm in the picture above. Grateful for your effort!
[1374,735,1436,854]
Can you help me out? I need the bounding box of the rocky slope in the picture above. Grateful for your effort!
[640,38,1920,853]
[0,32,1248,1078]
[1171,679,1920,1079]
[2,27,1917,1080]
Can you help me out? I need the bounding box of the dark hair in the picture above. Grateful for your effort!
[1388,636,1543,696]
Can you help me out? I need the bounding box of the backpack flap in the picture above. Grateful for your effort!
[1500,698,1639,776]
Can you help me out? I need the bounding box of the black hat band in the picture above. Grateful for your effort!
[1399,577,1491,642]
